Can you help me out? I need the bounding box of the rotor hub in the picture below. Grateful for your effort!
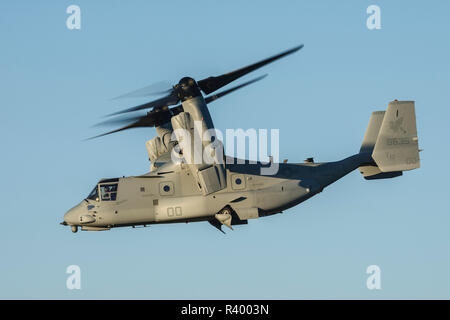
[175,77,201,101]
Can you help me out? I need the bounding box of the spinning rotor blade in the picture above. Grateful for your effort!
[87,108,179,140]
[89,75,267,139]
[86,121,150,140]
[112,81,172,100]
[107,91,179,117]
[92,114,145,127]
[94,106,182,129]
[106,45,302,117]
[204,74,267,103]
[198,44,303,95]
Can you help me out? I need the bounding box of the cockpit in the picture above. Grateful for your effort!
[86,178,119,202]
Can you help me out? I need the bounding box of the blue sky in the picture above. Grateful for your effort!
[0,0,449,299]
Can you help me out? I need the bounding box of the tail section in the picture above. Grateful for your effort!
[360,111,385,154]
[359,100,420,180]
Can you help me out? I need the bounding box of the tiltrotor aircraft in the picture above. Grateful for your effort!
[61,45,420,233]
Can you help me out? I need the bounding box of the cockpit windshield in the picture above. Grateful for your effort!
[87,185,99,200]
[86,178,119,201]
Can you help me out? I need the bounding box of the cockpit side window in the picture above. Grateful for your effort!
[87,185,99,201]
[99,183,118,201]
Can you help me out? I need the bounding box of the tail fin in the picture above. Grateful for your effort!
[360,111,385,154]
[373,101,420,172]
[359,100,420,179]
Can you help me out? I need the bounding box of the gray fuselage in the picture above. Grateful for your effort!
[63,153,371,231]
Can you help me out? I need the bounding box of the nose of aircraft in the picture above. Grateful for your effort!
[64,203,85,225]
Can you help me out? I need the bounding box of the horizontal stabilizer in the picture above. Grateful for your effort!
[359,165,402,180]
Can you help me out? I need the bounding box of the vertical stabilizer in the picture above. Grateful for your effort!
[372,101,420,172]
[360,111,385,154]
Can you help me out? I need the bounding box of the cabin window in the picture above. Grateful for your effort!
[99,183,118,201]
[159,181,174,196]
[231,174,245,190]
